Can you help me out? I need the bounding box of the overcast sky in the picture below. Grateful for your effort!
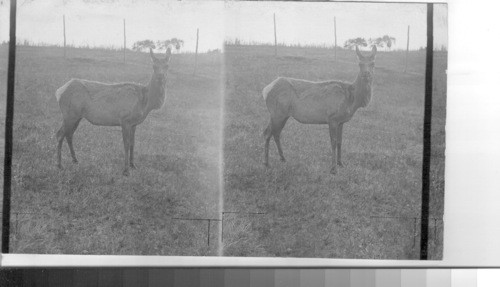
[0,0,447,52]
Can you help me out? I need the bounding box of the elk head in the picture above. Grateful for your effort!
[356,45,377,83]
[150,47,171,85]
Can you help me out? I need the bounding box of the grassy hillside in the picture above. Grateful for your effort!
[0,45,223,255]
[223,44,446,259]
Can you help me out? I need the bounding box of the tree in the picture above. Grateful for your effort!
[157,38,184,52]
[369,35,396,50]
[132,40,156,52]
[343,37,367,50]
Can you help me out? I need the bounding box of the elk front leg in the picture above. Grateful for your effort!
[56,126,65,169]
[121,125,132,176]
[129,125,137,169]
[328,122,339,174]
[263,122,272,167]
[337,123,344,167]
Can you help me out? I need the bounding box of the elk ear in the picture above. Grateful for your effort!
[356,46,365,61]
[165,46,172,63]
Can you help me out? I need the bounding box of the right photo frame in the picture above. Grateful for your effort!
[222,1,447,260]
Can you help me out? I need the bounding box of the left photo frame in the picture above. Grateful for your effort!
[0,0,225,255]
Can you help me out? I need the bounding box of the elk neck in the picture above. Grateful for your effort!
[351,73,372,110]
[145,73,167,113]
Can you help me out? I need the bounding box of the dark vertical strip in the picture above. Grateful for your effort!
[174,269,200,287]
[420,3,434,260]
[225,269,250,287]
[200,269,225,287]
[249,269,274,287]
[98,268,123,287]
[123,268,149,287]
[148,268,174,287]
[74,268,99,287]
[23,269,49,287]
[0,269,24,287]
[47,269,74,287]
[2,0,17,254]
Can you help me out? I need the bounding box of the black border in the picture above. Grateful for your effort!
[419,2,434,260]
[2,0,17,254]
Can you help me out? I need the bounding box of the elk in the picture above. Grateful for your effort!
[55,47,171,176]
[263,46,377,174]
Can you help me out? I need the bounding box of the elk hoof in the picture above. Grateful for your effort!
[122,169,130,176]
[338,161,345,168]
[263,162,269,167]
[280,157,286,163]
[57,164,63,170]
[330,167,337,175]
[130,163,137,169]
[72,159,78,164]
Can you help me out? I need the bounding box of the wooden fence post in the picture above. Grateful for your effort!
[334,16,337,62]
[63,15,66,59]
[274,13,278,57]
[404,25,410,73]
[194,28,199,75]
[123,19,126,62]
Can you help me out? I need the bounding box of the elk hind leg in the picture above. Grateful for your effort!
[121,125,132,176]
[129,125,137,169]
[272,116,289,163]
[337,123,344,167]
[65,118,82,164]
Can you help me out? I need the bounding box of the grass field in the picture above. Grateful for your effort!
[222,44,446,259]
[0,45,223,255]
[0,43,446,259]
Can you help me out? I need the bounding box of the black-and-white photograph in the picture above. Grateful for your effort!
[0,0,225,255]
[222,1,447,259]
[0,0,447,260]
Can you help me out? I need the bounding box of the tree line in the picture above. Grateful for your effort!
[132,38,184,52]
[344,35,396,50]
